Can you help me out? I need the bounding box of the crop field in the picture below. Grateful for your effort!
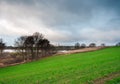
[0,47,120,84]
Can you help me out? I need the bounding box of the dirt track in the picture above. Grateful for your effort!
[57,47,105,55]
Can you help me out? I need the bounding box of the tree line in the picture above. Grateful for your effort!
[14,32,55,61]
[0,32,56,61]
[0,32,120,61]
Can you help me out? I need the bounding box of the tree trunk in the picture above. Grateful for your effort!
[31,46,34,60]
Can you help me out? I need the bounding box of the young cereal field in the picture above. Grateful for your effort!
[0,47,120,84]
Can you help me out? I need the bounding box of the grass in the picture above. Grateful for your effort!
[105,76,120,84]
[0,47,120,84]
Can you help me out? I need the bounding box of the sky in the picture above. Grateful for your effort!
[0,0,120,46]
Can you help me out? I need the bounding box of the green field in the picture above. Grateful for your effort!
[0,47,120,84]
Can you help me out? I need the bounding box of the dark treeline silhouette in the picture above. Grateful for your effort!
[74,42,97,49]
[74,42,87,49]
[89,43,96,47]
[15,32,55,61]
[74,42,107,49]
[74,42,80,49]
[101,43,105,47]
[81,43,86,48]
[116,42,120,46]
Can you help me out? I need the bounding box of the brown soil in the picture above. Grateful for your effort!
[57,47,105,55]
[92,71,120,84]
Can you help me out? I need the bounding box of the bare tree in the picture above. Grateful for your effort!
[14,32,52,61]
[24,36,35,60]
[0,38,5,55]
[33,32,44,59]
[89,43,96,47]
[15,36,27,61]
[75,42,80,49]
[101,43,105,47]
[80,43,86,48]
[37,38,50,56]
[42,39,50,56]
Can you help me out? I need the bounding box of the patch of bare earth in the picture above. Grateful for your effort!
[92,71,120,84]
[57,47,105,55]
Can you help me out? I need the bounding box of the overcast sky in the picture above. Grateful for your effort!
[0,0,120,46]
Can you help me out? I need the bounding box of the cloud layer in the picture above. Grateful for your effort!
[0,0,120,45]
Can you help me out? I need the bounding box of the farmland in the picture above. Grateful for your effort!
[0,47,120,84]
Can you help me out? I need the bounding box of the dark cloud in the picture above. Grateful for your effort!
[0,0,120,45]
